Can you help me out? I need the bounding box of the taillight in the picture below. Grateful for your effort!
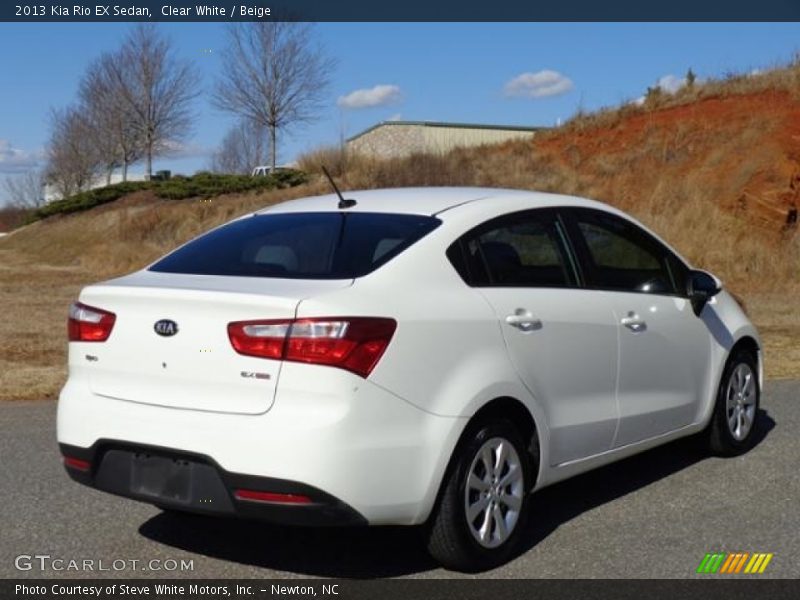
[228,317,396,378]
[63,456,91,472]
[68,302,116,342]
[227,320,290,359]
[234,489,312,505]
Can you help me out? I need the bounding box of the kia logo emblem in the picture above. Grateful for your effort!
[154,319,179,337]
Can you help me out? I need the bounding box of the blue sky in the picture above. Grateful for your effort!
[1,22,800,202]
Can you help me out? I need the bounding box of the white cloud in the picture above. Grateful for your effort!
[337,85,402,109]
[387,113,403,121]
[0,140,40,174]
[160,140,212,159]
[656,74,687,94]
[504,70,574,99]
[632,72,704,105]
[653,72,705,94]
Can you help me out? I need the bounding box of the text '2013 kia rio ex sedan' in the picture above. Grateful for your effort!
[58,187,762,571]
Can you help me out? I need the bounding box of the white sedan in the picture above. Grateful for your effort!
[58,187,761,571]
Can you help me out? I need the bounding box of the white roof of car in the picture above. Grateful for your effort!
[257,187,610,217]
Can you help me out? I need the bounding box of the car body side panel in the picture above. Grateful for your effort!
[693,290,762,427]
[538,291,761,489]
[475,287,620,465]
[293,234,514,418]
[612,292,712,447]
[293,243,555,494]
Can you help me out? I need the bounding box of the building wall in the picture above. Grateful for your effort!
[348,124,536,159]
[348,124,426,159]
[422,127,535,154]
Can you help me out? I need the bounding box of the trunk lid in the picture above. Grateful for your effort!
[79,270,353,415]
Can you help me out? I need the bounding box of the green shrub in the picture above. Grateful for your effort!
[33,182,150,219]
[31,170,308,221]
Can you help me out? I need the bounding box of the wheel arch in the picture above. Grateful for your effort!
[729,334,762,390]
[702,333,763,456]
[472,397,539,465]
[700,333,762,429]
[731,334,760,362]
[450,396,542,495]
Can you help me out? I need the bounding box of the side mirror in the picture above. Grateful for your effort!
[687,270,721,316]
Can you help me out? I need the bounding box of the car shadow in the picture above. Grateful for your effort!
[516,408,775,558]
[139,512,436,578]
[138,409,775,578]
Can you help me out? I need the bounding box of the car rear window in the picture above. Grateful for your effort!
[149,212,441,279]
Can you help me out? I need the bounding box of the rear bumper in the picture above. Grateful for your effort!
[60,441,366,526]
[57,362,467,525]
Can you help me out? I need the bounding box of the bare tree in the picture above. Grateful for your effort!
[79,52,143,183]
[210,119,269,174]
[106,24,199,179]
[45,107,101,199]
[2,170,45,208]
[213,23,335,170]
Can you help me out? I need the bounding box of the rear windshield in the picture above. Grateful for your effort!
[149,212,441,279]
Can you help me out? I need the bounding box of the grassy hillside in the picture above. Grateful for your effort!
[2,62,800,399]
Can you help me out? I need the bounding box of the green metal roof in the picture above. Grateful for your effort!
[346,120,545,142]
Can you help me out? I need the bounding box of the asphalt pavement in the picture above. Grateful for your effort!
[1,381,797,579]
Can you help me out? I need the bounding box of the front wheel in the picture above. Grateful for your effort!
[705,349,760,456]
[426,418,533,571]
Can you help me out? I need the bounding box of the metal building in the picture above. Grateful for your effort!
[346,120,543,159]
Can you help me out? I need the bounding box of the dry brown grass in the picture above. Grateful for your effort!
[4,184,330,278]
[556,56,800,134]
[4,61,800,400]
[296,144,354,178]
[0,248,86,400]
[745,292,800,379]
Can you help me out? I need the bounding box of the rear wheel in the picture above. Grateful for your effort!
[427,418,533,572]
[705,349,760,456]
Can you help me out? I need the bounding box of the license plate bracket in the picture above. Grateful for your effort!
[131,453,192,502]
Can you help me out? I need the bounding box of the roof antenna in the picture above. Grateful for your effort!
[321,166,357,209]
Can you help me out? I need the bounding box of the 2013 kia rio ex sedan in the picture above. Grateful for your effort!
[58,187,762,571]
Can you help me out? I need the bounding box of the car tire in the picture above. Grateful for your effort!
[426,418,533,572]
[705,349,760,456]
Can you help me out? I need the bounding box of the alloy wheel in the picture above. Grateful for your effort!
[464,437,525,548]
[725,363,756,441]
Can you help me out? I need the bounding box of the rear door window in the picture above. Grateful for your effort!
[149,212,441,279]
[447,210,576,288]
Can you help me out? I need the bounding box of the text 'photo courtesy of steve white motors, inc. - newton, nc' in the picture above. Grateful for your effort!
[15,583,337,597]
[14,5,272,18]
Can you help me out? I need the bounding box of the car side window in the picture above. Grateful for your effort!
[570,209,680,295]
[448,211,575,288]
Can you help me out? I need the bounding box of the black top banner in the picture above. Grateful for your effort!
[3,1,800,22]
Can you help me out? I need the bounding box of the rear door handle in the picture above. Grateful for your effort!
[620,312,647,332]
[505,310,542,332]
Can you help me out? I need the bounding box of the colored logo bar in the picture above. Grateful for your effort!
[697,552,773,574]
